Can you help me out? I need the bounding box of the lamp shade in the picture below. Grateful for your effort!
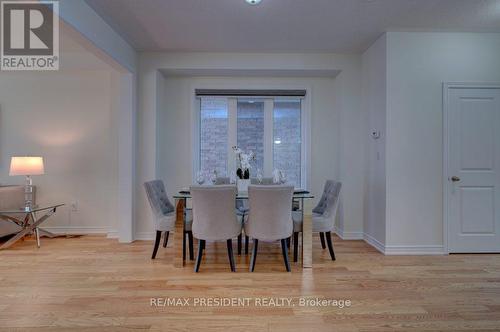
[9,157,45,176]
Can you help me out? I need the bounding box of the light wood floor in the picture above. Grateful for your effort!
[1,235,500,331]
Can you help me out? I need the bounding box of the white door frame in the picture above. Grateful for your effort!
[442,82,500,254]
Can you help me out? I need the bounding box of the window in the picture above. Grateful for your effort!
[237,100,264,177]
[198,95,304,187]
[273,99,301,186]
[199,97,228,176]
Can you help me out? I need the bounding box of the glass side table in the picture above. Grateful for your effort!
[0,204,64,250]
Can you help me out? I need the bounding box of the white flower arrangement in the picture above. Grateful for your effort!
[232,146,255,179]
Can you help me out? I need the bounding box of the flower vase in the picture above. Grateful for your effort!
[237,179,250,192]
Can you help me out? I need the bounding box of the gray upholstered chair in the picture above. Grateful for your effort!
[214,177,230,185]
[216,177,248,254]
[144,180,194,260]
[190,185,242,272]
[292,180,341,261]
[245,185,294,272]
[250,177,276,185]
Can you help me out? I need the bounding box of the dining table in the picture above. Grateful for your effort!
[173,188,314,269]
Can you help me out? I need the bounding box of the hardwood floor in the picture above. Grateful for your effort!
[1,235,500,331]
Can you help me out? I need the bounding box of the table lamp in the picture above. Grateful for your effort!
[9,156,45,210]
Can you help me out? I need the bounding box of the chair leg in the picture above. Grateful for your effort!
[325,231,336,261]
[281,239,291,272]
[182,231,186,262]
[163,231,169,248]
[151,230,162,259]
[249,239,258,272]
[227,239,236,272]
[286,237,291,251]
[237,234,242,255]
[293,232,299,262]
[188,231,194,261]
[245,235,249,254]
[194,239,205,272]
[320,232,326,249]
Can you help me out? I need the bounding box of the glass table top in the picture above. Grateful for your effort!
[174,189,313,199]
[0,204,65,214]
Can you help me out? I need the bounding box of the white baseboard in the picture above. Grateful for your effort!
[134,231,155,241]
[44,228,444,255]
[363,232,385,254]
[362,232,445,255]
[334,225,363,240]
[42,226,109,235]
[384,245,445,255]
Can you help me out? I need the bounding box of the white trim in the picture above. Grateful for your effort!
[134,231,155,241]
[191,96,201,182]
[302,93,312,190]
[228,98,238,172]
[363,233,385,254]
[191,83,312,189]
[107,230,119,239]
[442,82,500,254]
[334,225,363,240]
[42,226,110,235]
[116,73,135,243]
[263,99,274,176]
[443,82,500,89]
[362,232,444,255]
[384,245,445,256]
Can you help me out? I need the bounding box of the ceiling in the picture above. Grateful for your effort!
[85,0,500,53]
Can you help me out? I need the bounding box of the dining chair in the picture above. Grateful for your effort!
[190,185,243,272]
[144,180,194,260]
[216,177,248,255]
[292,180,341,262]
[250,177,276,185]
[245,185,294,272]
[214,177,230,185]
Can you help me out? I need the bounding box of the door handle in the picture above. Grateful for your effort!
[450,176,461,182]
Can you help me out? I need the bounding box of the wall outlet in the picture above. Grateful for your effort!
[70,201,78,212]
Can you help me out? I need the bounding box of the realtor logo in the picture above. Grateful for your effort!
[1,1,59,70]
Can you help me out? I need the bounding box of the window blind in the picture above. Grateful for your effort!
[195,89,306,97]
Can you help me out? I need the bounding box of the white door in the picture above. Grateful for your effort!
[447,87,500,253]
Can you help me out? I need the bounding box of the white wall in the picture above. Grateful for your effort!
[137,52,364,239]
[0,70,118,233]
[362,34,387,250]
[385,32,500,252]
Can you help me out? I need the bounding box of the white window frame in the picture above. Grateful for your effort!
[191,86,311,190]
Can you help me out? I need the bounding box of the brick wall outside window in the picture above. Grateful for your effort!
[200,98,228,176]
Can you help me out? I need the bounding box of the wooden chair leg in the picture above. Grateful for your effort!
[194,239,205,272]
[293,232,299,262]
[163,231,169,248]
[227,239,236,272]
[151,230,162,259]
[281,239,291,272]
[249,239,258,272]
[245,235,249,254]
[320,232,326,249]
[325,231,336,261]
[237,234,242,255]
[188,231,194,261]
